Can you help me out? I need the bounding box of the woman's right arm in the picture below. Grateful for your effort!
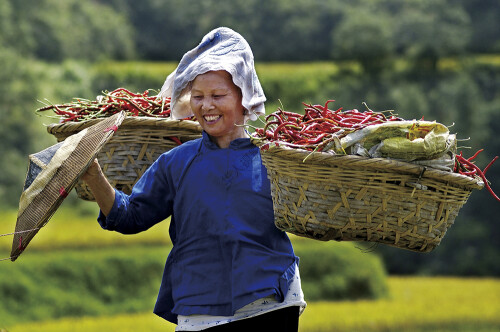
[81,159,115,216]
[82,153,175,234]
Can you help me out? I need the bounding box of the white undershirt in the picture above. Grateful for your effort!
[176,263,307,331]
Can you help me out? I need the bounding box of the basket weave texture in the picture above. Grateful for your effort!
[252,139,483,252]
[48,117,202,201]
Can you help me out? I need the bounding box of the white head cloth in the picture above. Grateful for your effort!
[159,27,266,121]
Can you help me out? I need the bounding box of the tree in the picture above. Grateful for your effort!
[331,7,394,75]
[0,49,43,207]
[6,0,136,62]
[392,0,471,71]
[452,0,500,53]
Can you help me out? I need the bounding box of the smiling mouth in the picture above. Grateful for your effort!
[203,115,221,123]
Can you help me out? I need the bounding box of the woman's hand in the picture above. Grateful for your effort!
[82,158,103,183]
[81,159,116,216]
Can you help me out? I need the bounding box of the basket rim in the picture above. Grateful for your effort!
[47,116,202,134]
[251,137,484,191]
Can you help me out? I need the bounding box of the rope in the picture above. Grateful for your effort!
[0,228,42,262]
[0,255,19,262]
[0,227,42,238]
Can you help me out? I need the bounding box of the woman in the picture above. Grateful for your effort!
[83,27,306,331]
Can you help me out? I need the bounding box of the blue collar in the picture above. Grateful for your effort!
[201,131,253,150]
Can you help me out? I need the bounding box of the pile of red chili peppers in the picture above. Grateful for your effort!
[37,88,171,123]
[253,99,404,152]
[253,99,499,202]
[455,150,500,202]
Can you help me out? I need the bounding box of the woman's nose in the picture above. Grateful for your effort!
[201,97,214,110]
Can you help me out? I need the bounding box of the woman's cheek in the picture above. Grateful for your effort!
[190,100,199,111]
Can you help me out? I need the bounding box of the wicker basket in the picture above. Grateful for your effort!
[47,117,202,201]
[252,139,484,252]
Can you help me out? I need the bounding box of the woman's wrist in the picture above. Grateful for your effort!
[82,159,116,216]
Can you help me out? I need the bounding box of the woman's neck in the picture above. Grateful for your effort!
[211,130,249,149]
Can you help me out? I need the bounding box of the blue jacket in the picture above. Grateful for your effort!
[98,132,298,324]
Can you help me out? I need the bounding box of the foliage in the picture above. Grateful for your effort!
[390,0,471,71]
[0,246,167,326]
[292,239,388,301]
[2,0,497,64]
[0,49,45,208]
[331,6,395,73]
[5,277,499,332]
[460,0,500,53]
[3,0,135,61]
[98,0,497,65]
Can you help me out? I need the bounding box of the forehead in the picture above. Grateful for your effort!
[191,70,236,91]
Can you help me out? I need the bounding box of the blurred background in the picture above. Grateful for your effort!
[0,0,499,331]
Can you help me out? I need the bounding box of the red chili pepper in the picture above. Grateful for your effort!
[254,99,404,153]
[467,149,484,161]
[304,133,327,144]
[265,113,285,124]
[277,109,302,120]
[359,114,374,125]
[284,129,303,141]
[273,122,303,140]
[168,136,182,145]
[323,99,335,111]
[101,104,114,113]
[483,156,499,175]
[460,169,477,176]
[302,106,323,120]
[456,154,500,202]
[110,88,143,97]
[36,88,172,122]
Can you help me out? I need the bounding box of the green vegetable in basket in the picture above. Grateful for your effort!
[340,120,451,161]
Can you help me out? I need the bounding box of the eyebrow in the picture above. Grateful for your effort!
[191,87,230,94]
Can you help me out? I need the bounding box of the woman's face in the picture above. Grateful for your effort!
[190,70,246,148]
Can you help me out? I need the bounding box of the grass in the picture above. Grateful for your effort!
[5,277,499,332]
[90,60,346,77]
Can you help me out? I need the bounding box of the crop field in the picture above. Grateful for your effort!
[5,277,499,332]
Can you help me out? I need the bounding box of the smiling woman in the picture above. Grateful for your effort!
[81,27,306,332]
[190,70,246,148]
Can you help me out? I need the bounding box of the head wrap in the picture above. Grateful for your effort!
[159,27,266,121]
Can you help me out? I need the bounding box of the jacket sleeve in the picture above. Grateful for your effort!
[97,153,175,234]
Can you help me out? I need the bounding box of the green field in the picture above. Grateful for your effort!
[4,277,499,332]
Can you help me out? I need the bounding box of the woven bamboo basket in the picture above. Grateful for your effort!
[47,117,202,201]
[252,139,484,252]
